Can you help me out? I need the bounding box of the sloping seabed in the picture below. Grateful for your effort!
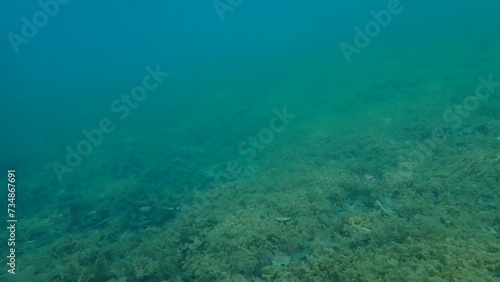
[11,44,500,281]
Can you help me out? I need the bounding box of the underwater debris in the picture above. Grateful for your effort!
[290,249,312,261]
[360,227,373,233]
[271,251,291,267]
[275,217,293,222]
[376,200,398,217]
[362,173,375,181]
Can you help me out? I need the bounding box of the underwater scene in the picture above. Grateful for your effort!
[1,1,499,281]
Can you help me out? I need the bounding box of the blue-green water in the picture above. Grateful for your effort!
[1,1,499,280]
